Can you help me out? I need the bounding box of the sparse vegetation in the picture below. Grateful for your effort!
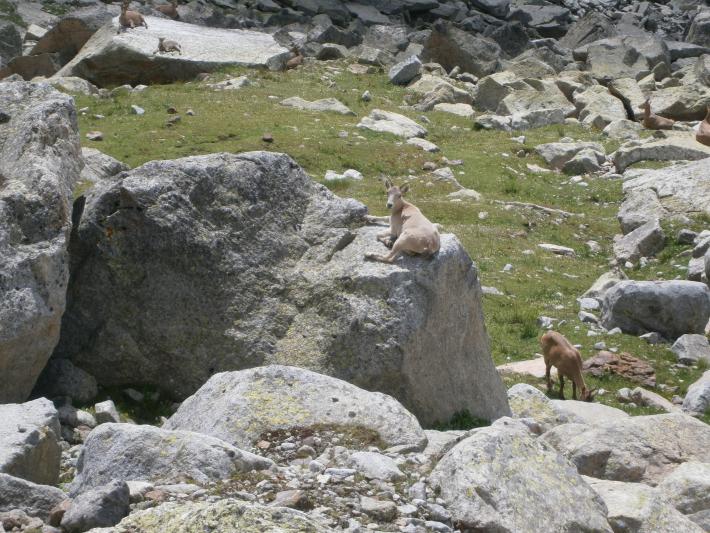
[71,60,709,425]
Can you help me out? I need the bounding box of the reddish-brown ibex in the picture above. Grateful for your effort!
[540,331,596,401]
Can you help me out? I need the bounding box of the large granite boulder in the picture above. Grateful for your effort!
[573,85,627,129]
[657,461,710,516]
[601,281,710,340]
[687,10,710,48]
[507,4,571,38]
[613,135,710,173]
[78,499,330,532]
[429,418,612,532]
[683,370,710,416]
[54,151,509,425]
[0,81,82,403]
[649,83,710,121]
[612,219,665,264]
[70,423,273,495]
[586,477,705,533]
[165,365,427,450]
[61,480,129,533]
[422,21,501,78]
[541,413,710,485]
[619,159,710,224]
[0,398,61,485]
[0,473,66,521]
[0,21,22,67]
[56,17,290,86]
[30,5,116,67]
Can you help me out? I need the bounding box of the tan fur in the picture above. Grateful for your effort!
[286,48,303,70]
[155,37,181,54]
[696,105,710,147]
[119,1,148,32]
[639,99,675,130]
[156,0,179,19]
[365,179,440,264]
[540,331,595,401]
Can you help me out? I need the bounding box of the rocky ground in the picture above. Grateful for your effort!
[1,0,710,531]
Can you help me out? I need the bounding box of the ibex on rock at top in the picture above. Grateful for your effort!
[639,99,675,130]
[364,179,440,264]
[119,0,148,32]
[696,105,710,147]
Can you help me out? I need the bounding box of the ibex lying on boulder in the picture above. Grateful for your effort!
[696,105,710,147]
[540,331,596,401]
[286,48,303,70]
[155,0,179,19]
[365,179,440,264]
[639,99,674,130]
[119,0,148,33]
[155,37,181,54]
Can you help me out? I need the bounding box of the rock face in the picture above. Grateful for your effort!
[31,358,98,404]
[541,413,710,485]
[79,499,330,532]
[56,17,290,86]
[70,423,274,495]
[613,135,710,173]
[0,398,61,485]
[165,365,427,450]
[657,461,710,516]
[54,151,508,425]
[61,480,129,533]
[682,370,710,416]
[601,281,710,340]
[430,418,612,532]
[0,81,82,403]
[0,473,66,521]
[423,21,501,77]
[586,477,705,533]
[619,159,710,225]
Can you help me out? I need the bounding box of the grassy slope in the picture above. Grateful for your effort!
[70,60,709,425]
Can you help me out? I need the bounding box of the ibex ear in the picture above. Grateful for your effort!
[384,178,392,190]
[400,183,410,194]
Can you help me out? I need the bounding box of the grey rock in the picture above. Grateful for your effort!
[657,461,710,515]
[345,3,389,26]
[586,477,705,533]
[574,85,628,129]
[470,0,510,18]
[48,77,100,97]
[32,359,98,404]
[0,398,61,485]
[671,334,710,365]
[93,400,120,425]
[535,141,605,170]
[617,189,665,234]
[541,413,710,485]
[601,281,710,340]
[619,158,710,222]
[348,451,404,481]
[629,387,678,413]
[69,423,273,495]
[496,80,576,129]
[55,151,508,425]
[612,134,709,173]
[508,4,571,39]
[613,219,665,264]
[165,365,427,450]
[61,480,129,532]
[58,404,97,429]
[430,418,612,532]
[0,21,22,66]
[0,81,82,403]
[358,108,427,137]
[560,12,616,50]
[360,496,397,522]
[562,148,605,174]
[648,83,710,121]
[79,147,129,183]
[75,498,329,532]
[423,21,501,78]
[0,473,66,521]
[356,45,392,66]
[687,10,710,48]
[683,370,710,416]
[56,17,290,86]
[279,96,355,115]
[677,229,698,245]
[388,55,421,85]
[583,271,627,299]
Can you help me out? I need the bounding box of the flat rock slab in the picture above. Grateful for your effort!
[279,96,355,115]
[0,398,61,485]
[497,358,555,379]
[357,109,427,138]
[620,159,710,224]
[56,16,290,86]
[613,135,710,172]
[165,365,428,451]
[69,423,273,495]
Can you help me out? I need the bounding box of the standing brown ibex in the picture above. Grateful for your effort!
[696,105,710,147]
[639,99,674,130]
[365,179,440,264]
[119,0,148,32]
[285,47,303,70]
[540,331,596,401]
